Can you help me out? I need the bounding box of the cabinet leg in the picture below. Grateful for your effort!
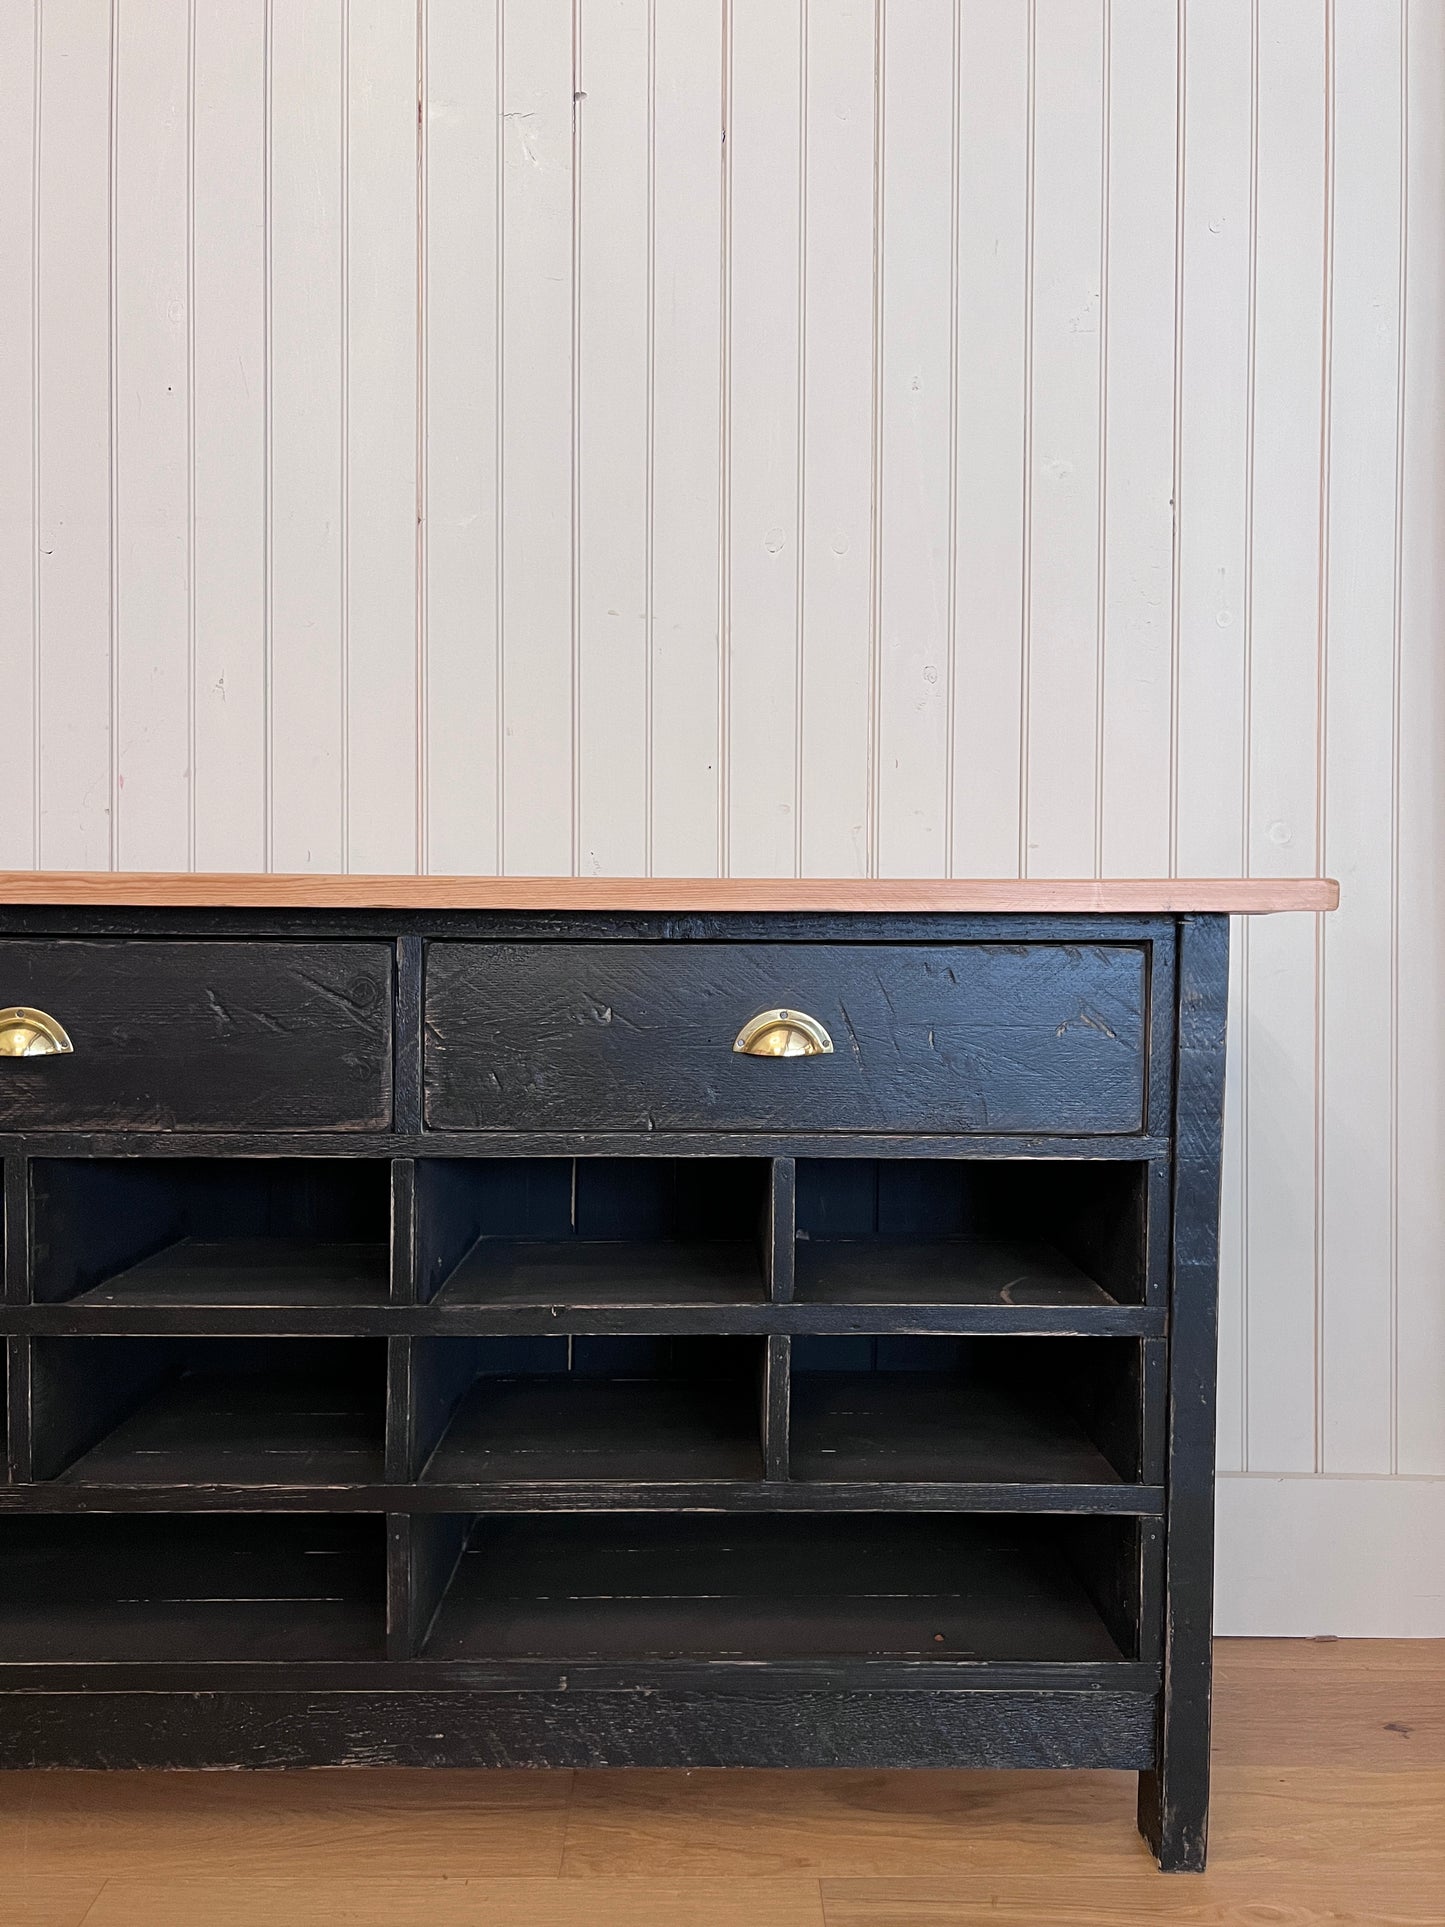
[1139,913,1228,1875]
[1137,1757,1208,1872]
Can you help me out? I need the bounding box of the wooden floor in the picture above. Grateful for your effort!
[2,1641,1441,1927]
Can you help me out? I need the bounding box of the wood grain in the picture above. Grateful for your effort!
[0,1879,105,1927]
[0,938,393,1132]
[560,1767,1150,1877]
[0,1768,573,1881]
[1212,1637,1445,1767]
[0,873,1339,911]
[76,1878,827,1927]
[818,1868,1445,1926]
[422,937,1149,1135]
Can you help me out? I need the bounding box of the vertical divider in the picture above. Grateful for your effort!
[412,1161,485,1306]
[390,1335,485,1484]
[391,1157,418,1305]
[393,935,425,1134]
[766,1156,796,1303]
[387,1512,471,1661]
[1137,1518,1165,1666]
[6,1338,31,1484]
[3,1159,28,1480]
[1140,1336,1167,1486]
[1143,926,1179,1143]
[385,1336,417,1482]
[1143,1158,1172,1308]
[3,1155,30,1307]
[762,1334,791,1481]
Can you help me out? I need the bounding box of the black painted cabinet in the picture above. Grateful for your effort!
[0,906,1227,1872]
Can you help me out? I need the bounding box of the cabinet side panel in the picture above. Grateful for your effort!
[1138,911,1227,1871]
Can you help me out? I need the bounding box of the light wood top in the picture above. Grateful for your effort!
[0,871,1338,913]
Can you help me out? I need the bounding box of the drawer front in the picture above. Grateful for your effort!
[424,941,1148,1135]
[0,941,393,1132]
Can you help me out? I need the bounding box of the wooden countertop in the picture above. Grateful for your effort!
[0,872,1339,913]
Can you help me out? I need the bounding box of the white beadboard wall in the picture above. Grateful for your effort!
[1,0,1442,1633]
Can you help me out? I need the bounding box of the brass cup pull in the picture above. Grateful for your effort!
[0,1007,74,1057]
[733,1008,833,1058]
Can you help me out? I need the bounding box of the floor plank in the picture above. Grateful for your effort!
[1213,1638,1445,1766]
[0,1769,574,1881]
[77,1876,828,1927]
[559,1768,1149,1876]
[1207,1765,1445,1873]
[818,1870,1445,1926]
[0,1879,106,1927]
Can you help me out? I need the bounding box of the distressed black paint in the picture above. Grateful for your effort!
[0,940,393,1131]
[0,904,1224,1871]
[423,940,1150,1134]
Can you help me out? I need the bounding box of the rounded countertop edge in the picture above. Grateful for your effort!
[0,873,1340,913]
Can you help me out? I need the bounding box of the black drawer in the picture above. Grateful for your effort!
[423,941,1148,1135]
[0,941,393,1132]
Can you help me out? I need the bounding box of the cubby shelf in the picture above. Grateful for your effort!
[790,1373,1125,1487]
[53,1371,384,1489]
[70,1239,389,1310]
[792,1238,1122,1311]
[422,1515,1135,1665]
[15,1301,1165,1339]
[0,1515,385,1664]
[437,1239,764,1309]
[421,1374,764,1484]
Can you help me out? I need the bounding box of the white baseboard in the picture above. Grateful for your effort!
[1215,1473,1445,1636]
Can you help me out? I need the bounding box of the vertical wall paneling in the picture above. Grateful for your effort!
[344,0,420,873]
[422,0,501,875]
[1173,0,1251,879]
[1395,0,1445,1477]
[948,1,1029,878]
[576,0,650,875]
[724,0,803,878]
[113,0,192,869]
[797,0,874,878]
[1097,0,1176,880]
[1022,0,1105,878]
[268,0,345,871]
[498,0,574,875]
[647,0,724,877]
[35,0,114,868]
[192,0,267,873]
[874,0,953,877]
[1320,0,1403,1475]
[1239,0,1327,1475]
[0,0,38,866]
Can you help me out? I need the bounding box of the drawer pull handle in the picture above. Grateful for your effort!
[733,1008,834,1058]
[0,1006,74,1058]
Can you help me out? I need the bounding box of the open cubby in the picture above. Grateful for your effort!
[421,1157,771,1306]
[419,1513,1138,1664]
[0,1513,385,1662]
[792,1158,1147,1309]
[411,1336,766,1484]
[27,1337,386,1486]
[789,1335,1149,1490]
[29,1159,391,1307]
